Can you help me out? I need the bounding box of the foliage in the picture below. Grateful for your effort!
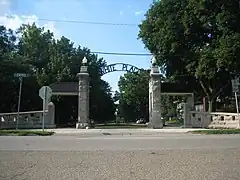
[117,69,178,122]
[0,24,115,124]
[118,70,149,121]
[161,95,177,118]
[113,91,120,102]
[138,0,240,112]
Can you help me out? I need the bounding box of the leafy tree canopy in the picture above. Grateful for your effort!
[118,70,149,121]
[138,0,240,111]
[0,24,115,124]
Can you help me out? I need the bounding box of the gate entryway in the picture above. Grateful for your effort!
[49,56,194,129]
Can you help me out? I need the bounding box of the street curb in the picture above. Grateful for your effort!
[45,128,209,135]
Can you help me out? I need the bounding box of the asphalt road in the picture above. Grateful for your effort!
[0,133,240,180]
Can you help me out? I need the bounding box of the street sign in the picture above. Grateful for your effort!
[14,73,29,78]
[39,86,52,100]
[232,78,240,93]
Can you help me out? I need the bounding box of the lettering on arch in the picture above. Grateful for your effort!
[99,63,140,76]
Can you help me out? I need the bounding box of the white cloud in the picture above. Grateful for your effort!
[119,11,124,15]
[0,0,11,15]
[0,15,37,30]
[0,0,10,5]
[134,11,144,16]
[0,14,60,38]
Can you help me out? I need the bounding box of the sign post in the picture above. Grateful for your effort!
[39,86,52,131]
[14,73,29,130]
[231,78,240,129]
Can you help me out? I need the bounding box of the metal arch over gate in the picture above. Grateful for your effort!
[48,56,195,129]
[99,63,140,76]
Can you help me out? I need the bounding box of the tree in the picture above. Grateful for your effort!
[118,70,149,121]
[113,91,120,102]
[0,25,19,112]
[0,24,116,124]
[138,0,240,112]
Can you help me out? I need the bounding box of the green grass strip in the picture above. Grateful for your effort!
[191,129,240,134]
[0,130,54,136]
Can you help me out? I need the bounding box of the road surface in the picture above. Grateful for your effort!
[0,133,240,180]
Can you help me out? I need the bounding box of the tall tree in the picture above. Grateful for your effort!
[113,91,120,102]
[138,0,240,111]
[0,24,116,124]
[0,26,19,112]
[118,70,149,121]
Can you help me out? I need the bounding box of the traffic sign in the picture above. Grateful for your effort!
[39,86,52,100]
[14,73,29,78]
[232,78,240,93]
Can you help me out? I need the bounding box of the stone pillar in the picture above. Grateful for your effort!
[47,102,55,126]
[76,64,90,129]
[186,94,194,109]
[183,94,194,128]
[148,65,163,129]
[183,103,191,128]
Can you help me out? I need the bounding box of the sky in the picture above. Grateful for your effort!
[0,0,154,91]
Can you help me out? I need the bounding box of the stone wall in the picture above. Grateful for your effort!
[0,103,56,129]
[190,111,240,129]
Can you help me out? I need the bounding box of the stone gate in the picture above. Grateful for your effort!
[49,56,194,129]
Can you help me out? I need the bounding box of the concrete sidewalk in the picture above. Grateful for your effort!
[43,128,208,135]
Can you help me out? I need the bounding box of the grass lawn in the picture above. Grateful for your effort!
[166,119,177,123]
[0,130,54,136]
[95,123,147,129]
[191,129,240,134]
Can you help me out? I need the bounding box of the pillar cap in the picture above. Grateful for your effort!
[77,72,89,77]
[82,57,88,64]
[151,66,159,72]
[151,55,157,66]
[48,102,54,106]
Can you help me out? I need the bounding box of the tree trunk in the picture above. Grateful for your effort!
[208,98,216,112]
[208,100,213,112]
